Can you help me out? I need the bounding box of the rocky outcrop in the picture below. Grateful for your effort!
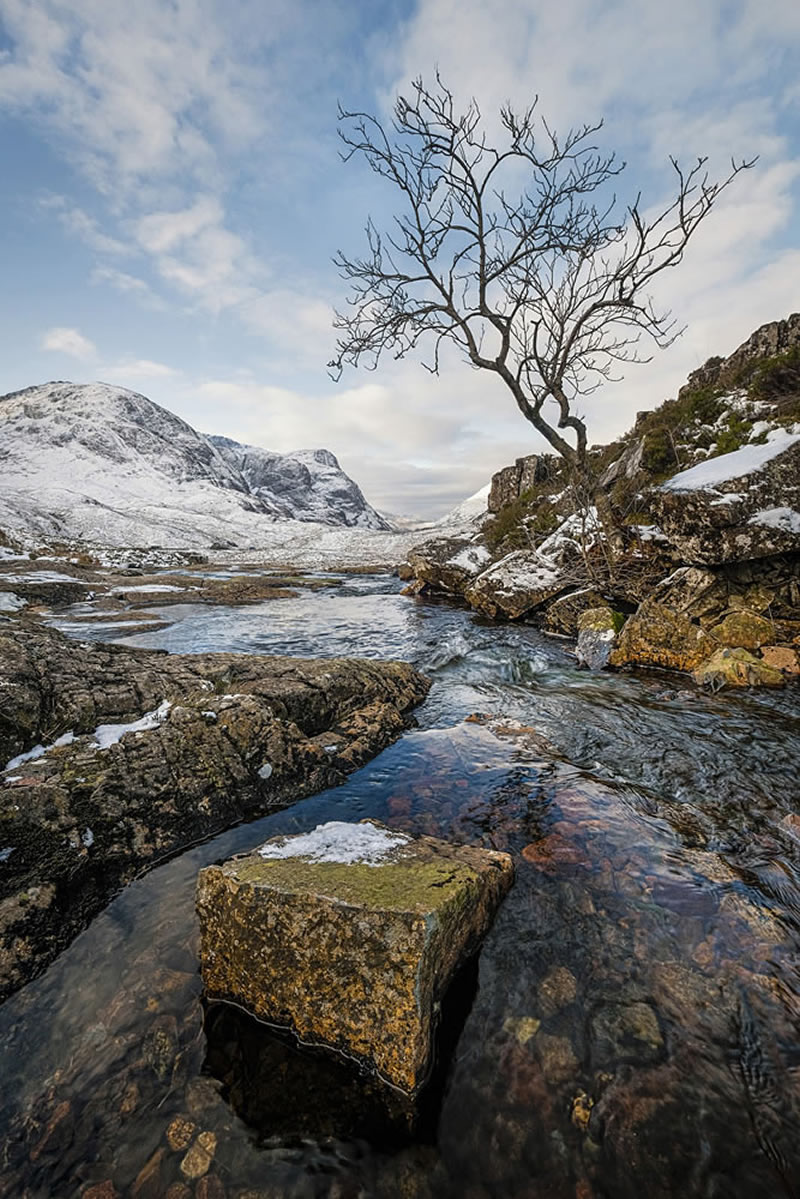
[488,454,559,513]
[609,562,800,683]
[678,312,800,400]
[465,551,567,619]
[653,431,800,563]
[406,536,492,597]
[0,623,430,1000]
[196,820,513,1094]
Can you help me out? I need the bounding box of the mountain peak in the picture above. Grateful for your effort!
[0,381,388,548]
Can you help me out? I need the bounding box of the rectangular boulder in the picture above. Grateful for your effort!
[196,820,513,1094]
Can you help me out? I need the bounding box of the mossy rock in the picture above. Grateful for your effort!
[692,647,785,689]
[709,610,775,651]
[196,821,513,1094]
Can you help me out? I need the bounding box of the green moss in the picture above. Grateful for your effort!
[234,852,480,913]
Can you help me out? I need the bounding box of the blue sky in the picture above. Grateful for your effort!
[0,0,798,517]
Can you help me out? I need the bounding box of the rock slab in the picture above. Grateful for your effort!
[196,820,514,1094]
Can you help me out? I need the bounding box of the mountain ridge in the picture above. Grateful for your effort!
[0,381,389,548]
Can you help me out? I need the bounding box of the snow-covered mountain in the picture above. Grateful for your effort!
[0,382,388,549]
[209,436,389,530]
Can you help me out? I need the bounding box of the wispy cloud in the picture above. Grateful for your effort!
[41,326,96,359]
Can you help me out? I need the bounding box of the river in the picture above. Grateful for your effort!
[1,573,799,1198]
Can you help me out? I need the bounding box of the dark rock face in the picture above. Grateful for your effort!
[0,622,430,1000]
[488,454,559,514]
[677,313,800,401]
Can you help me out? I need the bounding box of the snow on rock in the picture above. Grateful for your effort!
[0,592,27,611]
[3,732,75,773]
[257,820,411,866]
[661,429,800,492]
[446,542,492,574]
[0,382,387,549]
[653,427,800,563]
[209,437,390,531]
[466,550,565,619]
[91,700,171,750]
[748,507,800,532]
[110,583,187,594]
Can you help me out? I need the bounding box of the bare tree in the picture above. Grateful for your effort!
[329,75,754,533]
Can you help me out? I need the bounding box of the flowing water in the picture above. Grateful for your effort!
[2,575,800,1198]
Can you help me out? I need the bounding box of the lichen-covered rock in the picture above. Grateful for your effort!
[0,623,430,1000]
[610,598,717,672]
[487,454,558,513]
[406,536,492,598]
[760,644,800,674]
[465,551,566,619]
[653,431,800,564]
[692,647,785,689]
[709,609,776,650]
[196,820,513,1094]
[541,588,609,636]
[576,607,625,670]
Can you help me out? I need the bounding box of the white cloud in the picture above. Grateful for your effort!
[41,327,97,359]
[101,359,180,382]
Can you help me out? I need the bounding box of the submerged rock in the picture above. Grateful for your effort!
[196,820,513,1094]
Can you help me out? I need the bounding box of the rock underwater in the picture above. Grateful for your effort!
[0,621,430,1000]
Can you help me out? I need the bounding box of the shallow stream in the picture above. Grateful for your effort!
[2,574,800,1198]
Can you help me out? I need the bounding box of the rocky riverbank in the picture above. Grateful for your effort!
[0,619,429,1000]
[403,314,800,687]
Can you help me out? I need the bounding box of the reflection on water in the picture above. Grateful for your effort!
[3,575,799,1197]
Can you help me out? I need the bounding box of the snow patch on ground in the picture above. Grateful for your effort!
[91,700,172,750]
[662,429,800,492]
[0,571,90,584]
[258,821,411,866]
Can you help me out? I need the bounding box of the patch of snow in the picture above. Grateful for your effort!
[0,571,89,584]
[747,507,800,532]
[634,525,669,542]
[82,828,94,848]
[91,700,171,750]
[257,762,273,780]
[537,509,600,560]
[750,421,771,437]
[446,543,492,573]
[201,710,217,720]
[0,592,27,611]
[0,547,28,561]
[258,820,411,866]
[110,583,187,594]
[0,847,15,862]
[709,493,745,507]
[3,731,75,773]
[662,429,800,492]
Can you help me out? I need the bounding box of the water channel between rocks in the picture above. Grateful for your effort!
[2,573,800,1198]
